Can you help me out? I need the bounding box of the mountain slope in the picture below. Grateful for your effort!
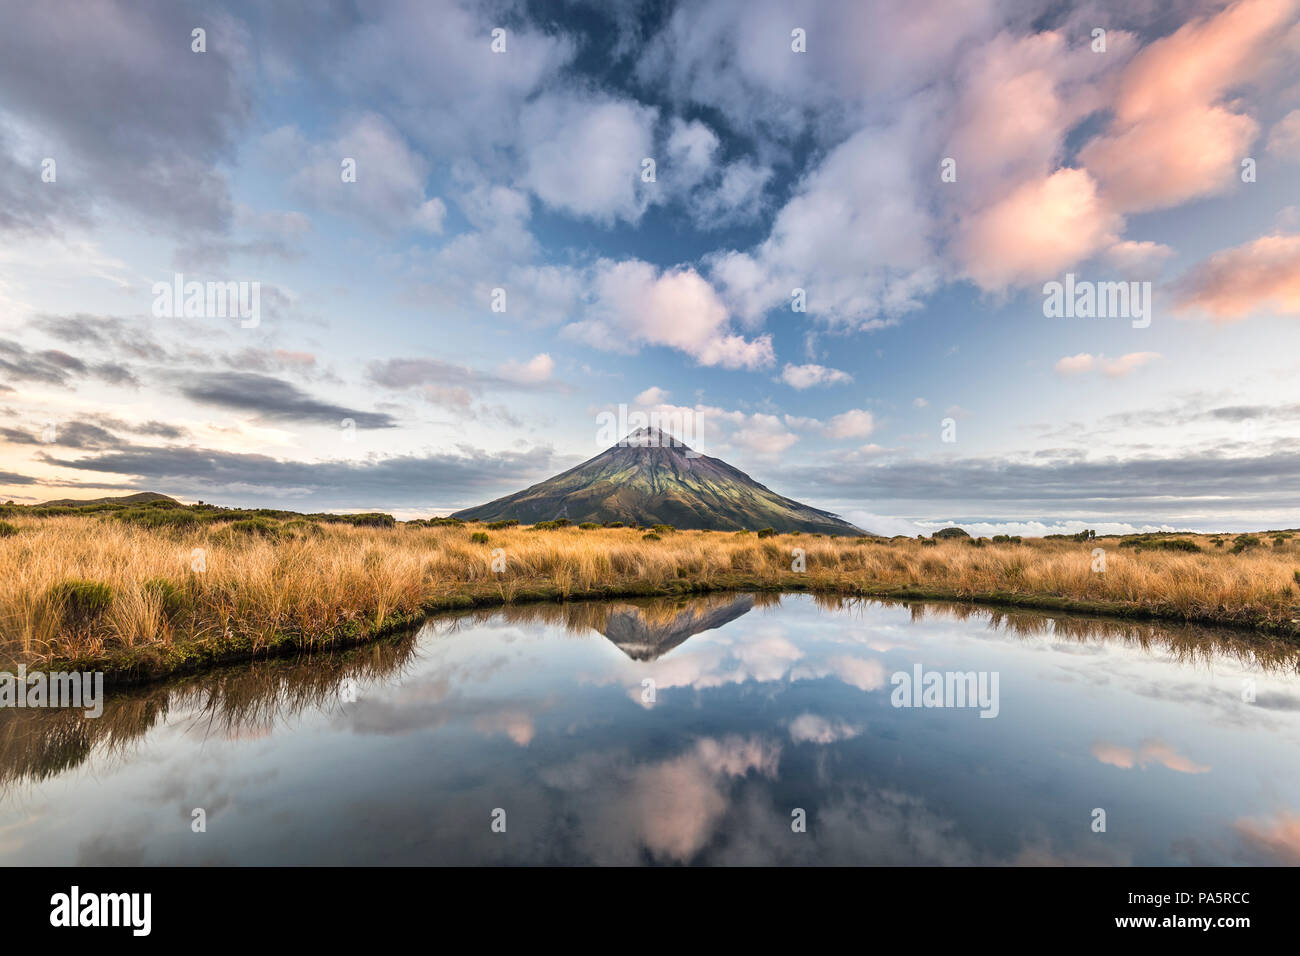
[452,428,864,535]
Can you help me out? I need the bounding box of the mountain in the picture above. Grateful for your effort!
[38,491,178,508]
[452,427,864,535]
[598,594,756,661]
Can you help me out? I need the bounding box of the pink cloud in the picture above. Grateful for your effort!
[1079,0,1295,213]
[957,168,1121,288]
[1091,739,1210,774]
[1235,810,1300,864]
[1173,233,1300,320]
[1055,352,1161,378]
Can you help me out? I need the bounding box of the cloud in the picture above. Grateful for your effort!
[780,363,853,389]
[1234,810,1300,864]
[1105,240,1175,273]
[495,353,555,386]
[957,168,1121,289]
[710,120,939,328]
[367,355,563,394]
[39,441,562,510]
[634,386,670,405]
[1091,739,1210,774]
[0,1,250,236]
[826,409,876,439]
[519,90,657,225]
[1054,352,1161,378]
[178,371,397,428]
[1078,0,1296,214]
[776,447,1300,520]
[1173,232,1300,320]
[264,113,445,233]
[729,414,798,456]
[1267,109,1300,161]
[566,259,774,369]
[788,713,862,744]
[0,338,137,388]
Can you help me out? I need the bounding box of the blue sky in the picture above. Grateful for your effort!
[1,0,1299,533]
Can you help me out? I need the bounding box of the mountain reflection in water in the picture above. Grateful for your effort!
[3,593,1300,865]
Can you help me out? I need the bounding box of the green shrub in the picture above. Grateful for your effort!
[46,579,114,630]
[117,508,204,530]
[920,538,937,547]
[642,532,662,542]
[652,524,676,534]
[579,522,600,530]
[1230,534,1260,554]
[487,520,519,530]
[227,517,282,538]
[756,528,777,539]
[341,512,395,528]
[470,531,489,543]
[0,521,17,538]
[281,519,323,539]
[602,521,625,528]
[142,577,190,619]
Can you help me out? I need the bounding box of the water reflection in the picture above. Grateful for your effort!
[2,593,1300,865]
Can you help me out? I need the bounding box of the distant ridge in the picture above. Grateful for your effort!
[453,427,865,535]
[38,491,179,508]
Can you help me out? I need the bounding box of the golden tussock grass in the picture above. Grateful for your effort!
[1,516,1298,678]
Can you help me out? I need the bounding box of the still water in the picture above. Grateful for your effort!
[3,593,1300,865]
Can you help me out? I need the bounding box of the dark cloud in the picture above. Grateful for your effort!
[366,357,562,393]
[40,441,565,510]
[778,448,1300,520]
[177,371,398,428]
[0,339,134,388]
[1,422,118,450]
[0,0,250,236]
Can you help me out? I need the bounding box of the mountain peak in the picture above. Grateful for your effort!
[617,426,692,452]
[453,433,864,535]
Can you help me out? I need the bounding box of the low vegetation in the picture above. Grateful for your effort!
[2,505,1299,683]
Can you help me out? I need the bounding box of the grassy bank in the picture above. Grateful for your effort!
[3,512,1299,684]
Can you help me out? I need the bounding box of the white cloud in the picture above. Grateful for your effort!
[827,409,875,439]
[780,363,853,388]
[1105,239,1175,273]
[565,258,774,370]
[266,113,446,233]
[789,713,863,744]
[520,91,658,225]
[497,353,555,385]
[635,386,671,405]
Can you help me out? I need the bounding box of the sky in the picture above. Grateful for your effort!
[0,0,1298,535]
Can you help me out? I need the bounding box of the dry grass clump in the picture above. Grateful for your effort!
[1,515,1297,674]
